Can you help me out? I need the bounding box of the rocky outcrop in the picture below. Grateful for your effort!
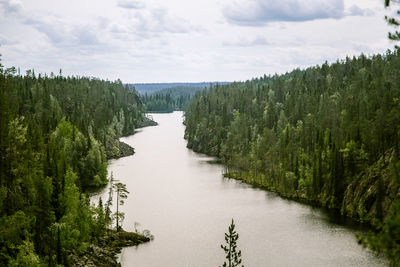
[117,141,135,158]
[107,140,135,160]
[107,117,157,160]
[341,149,400,226]
[138,116,158,128]
[70,230,151,267]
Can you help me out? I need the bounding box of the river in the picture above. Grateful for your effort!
[92,111,386,266]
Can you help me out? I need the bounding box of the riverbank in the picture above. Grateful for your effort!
[108,140,136,160]
[223,149,398,229]
[70,230,151,267]
[83,117,158,266]
[107,117,158,160]
[139,116,158,128]
[104,112,385,266]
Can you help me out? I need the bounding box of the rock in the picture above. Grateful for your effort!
[70,229,151,267]
[117,140,135,158]
[138,116,158,128]
[341,149,400,226]
[107,140,135,160]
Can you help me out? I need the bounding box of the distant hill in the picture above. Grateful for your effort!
[131,82,231,94]
[155,86,203,98]
[140,86,203,113]
[139,83,230,113]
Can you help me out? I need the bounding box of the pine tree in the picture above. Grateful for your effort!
[385,0,400,47]
[105,173,114,229]
[113,182,129,231]
[220,219,243,267]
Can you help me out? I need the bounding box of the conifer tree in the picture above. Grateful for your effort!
[385,0,400,47]
[220,219,243,267]
[113,182,129,232]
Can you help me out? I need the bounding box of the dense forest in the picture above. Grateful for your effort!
[141,86,204,112]
[184,50,400,264]
[0,56,146,266]
[132,82,230,94]
[156,86,204,99]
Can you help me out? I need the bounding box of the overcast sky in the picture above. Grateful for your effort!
[0,0,396,83]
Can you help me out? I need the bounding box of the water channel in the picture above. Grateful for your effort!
[92,111,385,266]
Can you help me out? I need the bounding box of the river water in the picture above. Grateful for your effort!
[92,111,386,267]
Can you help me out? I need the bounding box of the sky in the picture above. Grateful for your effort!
[0,0,397,83]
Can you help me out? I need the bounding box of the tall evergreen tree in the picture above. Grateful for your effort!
[220,219,243,267]
[385,0,400,47]
[113,182,129,231]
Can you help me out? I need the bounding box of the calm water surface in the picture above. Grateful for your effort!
[92,111,386,267]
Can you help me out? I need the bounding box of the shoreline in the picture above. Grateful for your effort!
[223,172,374,230]
[220,149,397,230]
[70,230,151,267]
[81,117,158,266]
[107,116,158,161]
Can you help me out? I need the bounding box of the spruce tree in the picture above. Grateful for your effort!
[385,0,400,47]
[113,182,129,231]
[220,219,243,267]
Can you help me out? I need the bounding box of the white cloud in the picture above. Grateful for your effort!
[117,0,145,10]
[0,35,17,45]
[110,7,202,40]
[0,0,22,15]
[0,0,393,82]
[222,37,270,47]
[346,5,374,16]
[24,17,101,47]
[223,0,373,26]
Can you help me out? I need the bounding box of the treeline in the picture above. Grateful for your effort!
[184,51,400,263]
[141,86,201,112]
[157,85,205,98]
[133,82,230,94]
[0,58,145,265]
[141,92,176,112]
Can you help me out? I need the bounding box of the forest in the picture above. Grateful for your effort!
[184,50,400,264]
[0,57,146,266]
[140,86,204,112]
[132,82,230,94]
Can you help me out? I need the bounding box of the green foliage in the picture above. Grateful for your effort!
[220,219,243,267]
[112,182,129,231]
[83,135,107,187]
[385,0,400,47]
[0,63,144,265]
[363,200,400,265]
[102,174,130,232]
[93,197,107,238]
[185,51,400,264]
[140,86,204,112]
[57,169,84,252]
[360,146,400,265]
[156,86,203,99]
[141,92,176,112]
[185,52,400,204]
[133,82,226,94]
[9,240,40,267]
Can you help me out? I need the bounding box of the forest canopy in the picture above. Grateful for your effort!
[0,57,145,265]
[184,50,400,263]
[140,86,205,112]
